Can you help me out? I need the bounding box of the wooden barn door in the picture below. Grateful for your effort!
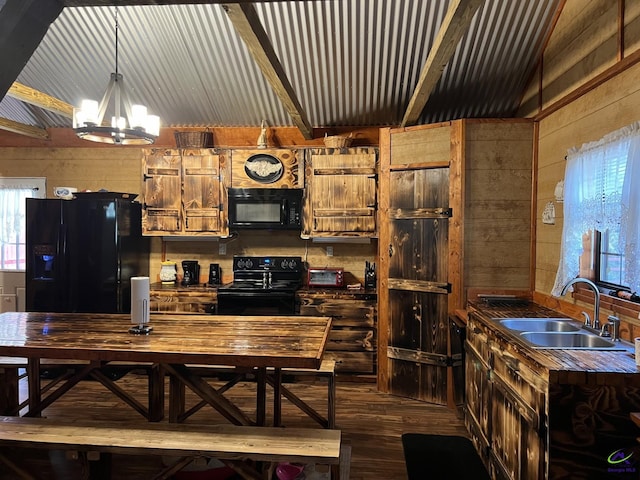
[386,167,451,404]
[377,123,463,406]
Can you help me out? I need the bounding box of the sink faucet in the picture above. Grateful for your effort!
[560,277,601,330]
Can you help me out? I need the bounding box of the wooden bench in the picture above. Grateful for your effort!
[169,359,337,428]
[0,415,348,480]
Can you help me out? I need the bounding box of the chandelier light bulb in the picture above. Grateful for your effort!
[146,115,160,137]
[130,104,148,129]
[81,99,99,125]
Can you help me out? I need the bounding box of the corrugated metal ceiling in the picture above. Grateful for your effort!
[0,0,561,131]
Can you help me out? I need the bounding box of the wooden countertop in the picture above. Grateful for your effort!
[297,287,376,296]
[467,300,639,379]
[150,282,217,292]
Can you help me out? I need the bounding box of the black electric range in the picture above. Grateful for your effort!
[216,256,303,315]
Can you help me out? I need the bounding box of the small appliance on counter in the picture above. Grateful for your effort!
[181,260,200,286]
[159,261,177,284]
[364,261,376,289]
[207,263,221,286]
[307,267,344,288]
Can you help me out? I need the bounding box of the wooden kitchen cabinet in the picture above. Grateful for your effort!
[149,283,217,314]
[141,148,229,236]
[296,289,377,375]
[302,147,378,238]
[466,311,547,480]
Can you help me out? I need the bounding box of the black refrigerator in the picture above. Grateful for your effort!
[25,194,150,313]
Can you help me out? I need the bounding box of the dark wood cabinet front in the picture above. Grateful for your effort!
[297,290,377,375]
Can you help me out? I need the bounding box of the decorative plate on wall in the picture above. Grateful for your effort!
[244,154,284,184]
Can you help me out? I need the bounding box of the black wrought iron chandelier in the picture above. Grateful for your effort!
[73,8,160,145]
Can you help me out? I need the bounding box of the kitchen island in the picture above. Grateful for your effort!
[466,301,640,480]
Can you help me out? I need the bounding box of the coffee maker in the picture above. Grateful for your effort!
[208,263,221,285]
[181,260,200,286]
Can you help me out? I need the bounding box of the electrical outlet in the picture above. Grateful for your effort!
[219,243,226,255]
[326,246,333,257]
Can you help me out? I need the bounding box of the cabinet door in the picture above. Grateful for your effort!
[465,340,491,443]
[491,349,545,480]
[297,293,377,374]
[142,149,182,233]
[305,148,377,236]
[182,149,225,234]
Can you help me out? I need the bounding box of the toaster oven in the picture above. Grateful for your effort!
[307,267,344,288]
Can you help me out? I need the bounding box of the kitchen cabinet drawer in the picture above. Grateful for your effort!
[323,351,375,374]
[297,290,377,376]
[150,287,217,314]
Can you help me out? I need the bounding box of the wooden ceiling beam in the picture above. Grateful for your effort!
[0,117,50,140]
[222,3,313,140]
[7,82,74,119]
[401,0,485,127]
[0,0,64,101]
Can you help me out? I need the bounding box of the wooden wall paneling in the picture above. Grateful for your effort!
[535,60,640,295]
[388,122,452,166]
[541,0,620,108]
[0,147,142,196]
[377,128,392,391]
[0,126,381,149]
[449,120,464,312]
[624,0,640,55]
[462,121,533,302]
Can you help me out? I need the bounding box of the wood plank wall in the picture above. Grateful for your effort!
[517,0,640,330]
[0,126,380,286]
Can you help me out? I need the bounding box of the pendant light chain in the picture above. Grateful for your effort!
[114,7,119,77]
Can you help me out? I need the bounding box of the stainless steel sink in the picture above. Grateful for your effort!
[491,317,630,350]
[498,318,581,332]
[518,331,626,350]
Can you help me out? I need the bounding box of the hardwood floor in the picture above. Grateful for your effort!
[1,371,468,479]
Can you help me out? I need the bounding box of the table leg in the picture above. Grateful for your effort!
[169,372,186,423]
[148,363,165,422]
[26,359,42,417]
[0,366,19,416]
[272,368,282,427]
[165,364,253,426]
[256,367,266,426]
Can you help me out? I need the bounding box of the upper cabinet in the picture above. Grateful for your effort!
[231,149,303,188]
[141,148,229,236]
[302,147,378,239]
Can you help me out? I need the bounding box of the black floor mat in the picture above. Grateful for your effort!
[401,433,490,480]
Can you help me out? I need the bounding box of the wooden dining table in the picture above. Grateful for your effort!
[0,311,332,426]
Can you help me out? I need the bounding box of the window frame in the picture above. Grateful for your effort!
[0,177,46,272]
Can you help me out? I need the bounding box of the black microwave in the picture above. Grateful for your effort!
[228,188,303,230]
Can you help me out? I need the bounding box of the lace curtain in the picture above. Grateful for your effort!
[552,122,640,295]
[0,187,34,246]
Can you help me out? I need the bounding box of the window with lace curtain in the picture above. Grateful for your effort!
[552,122,640,297]
[0,178,46,271]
